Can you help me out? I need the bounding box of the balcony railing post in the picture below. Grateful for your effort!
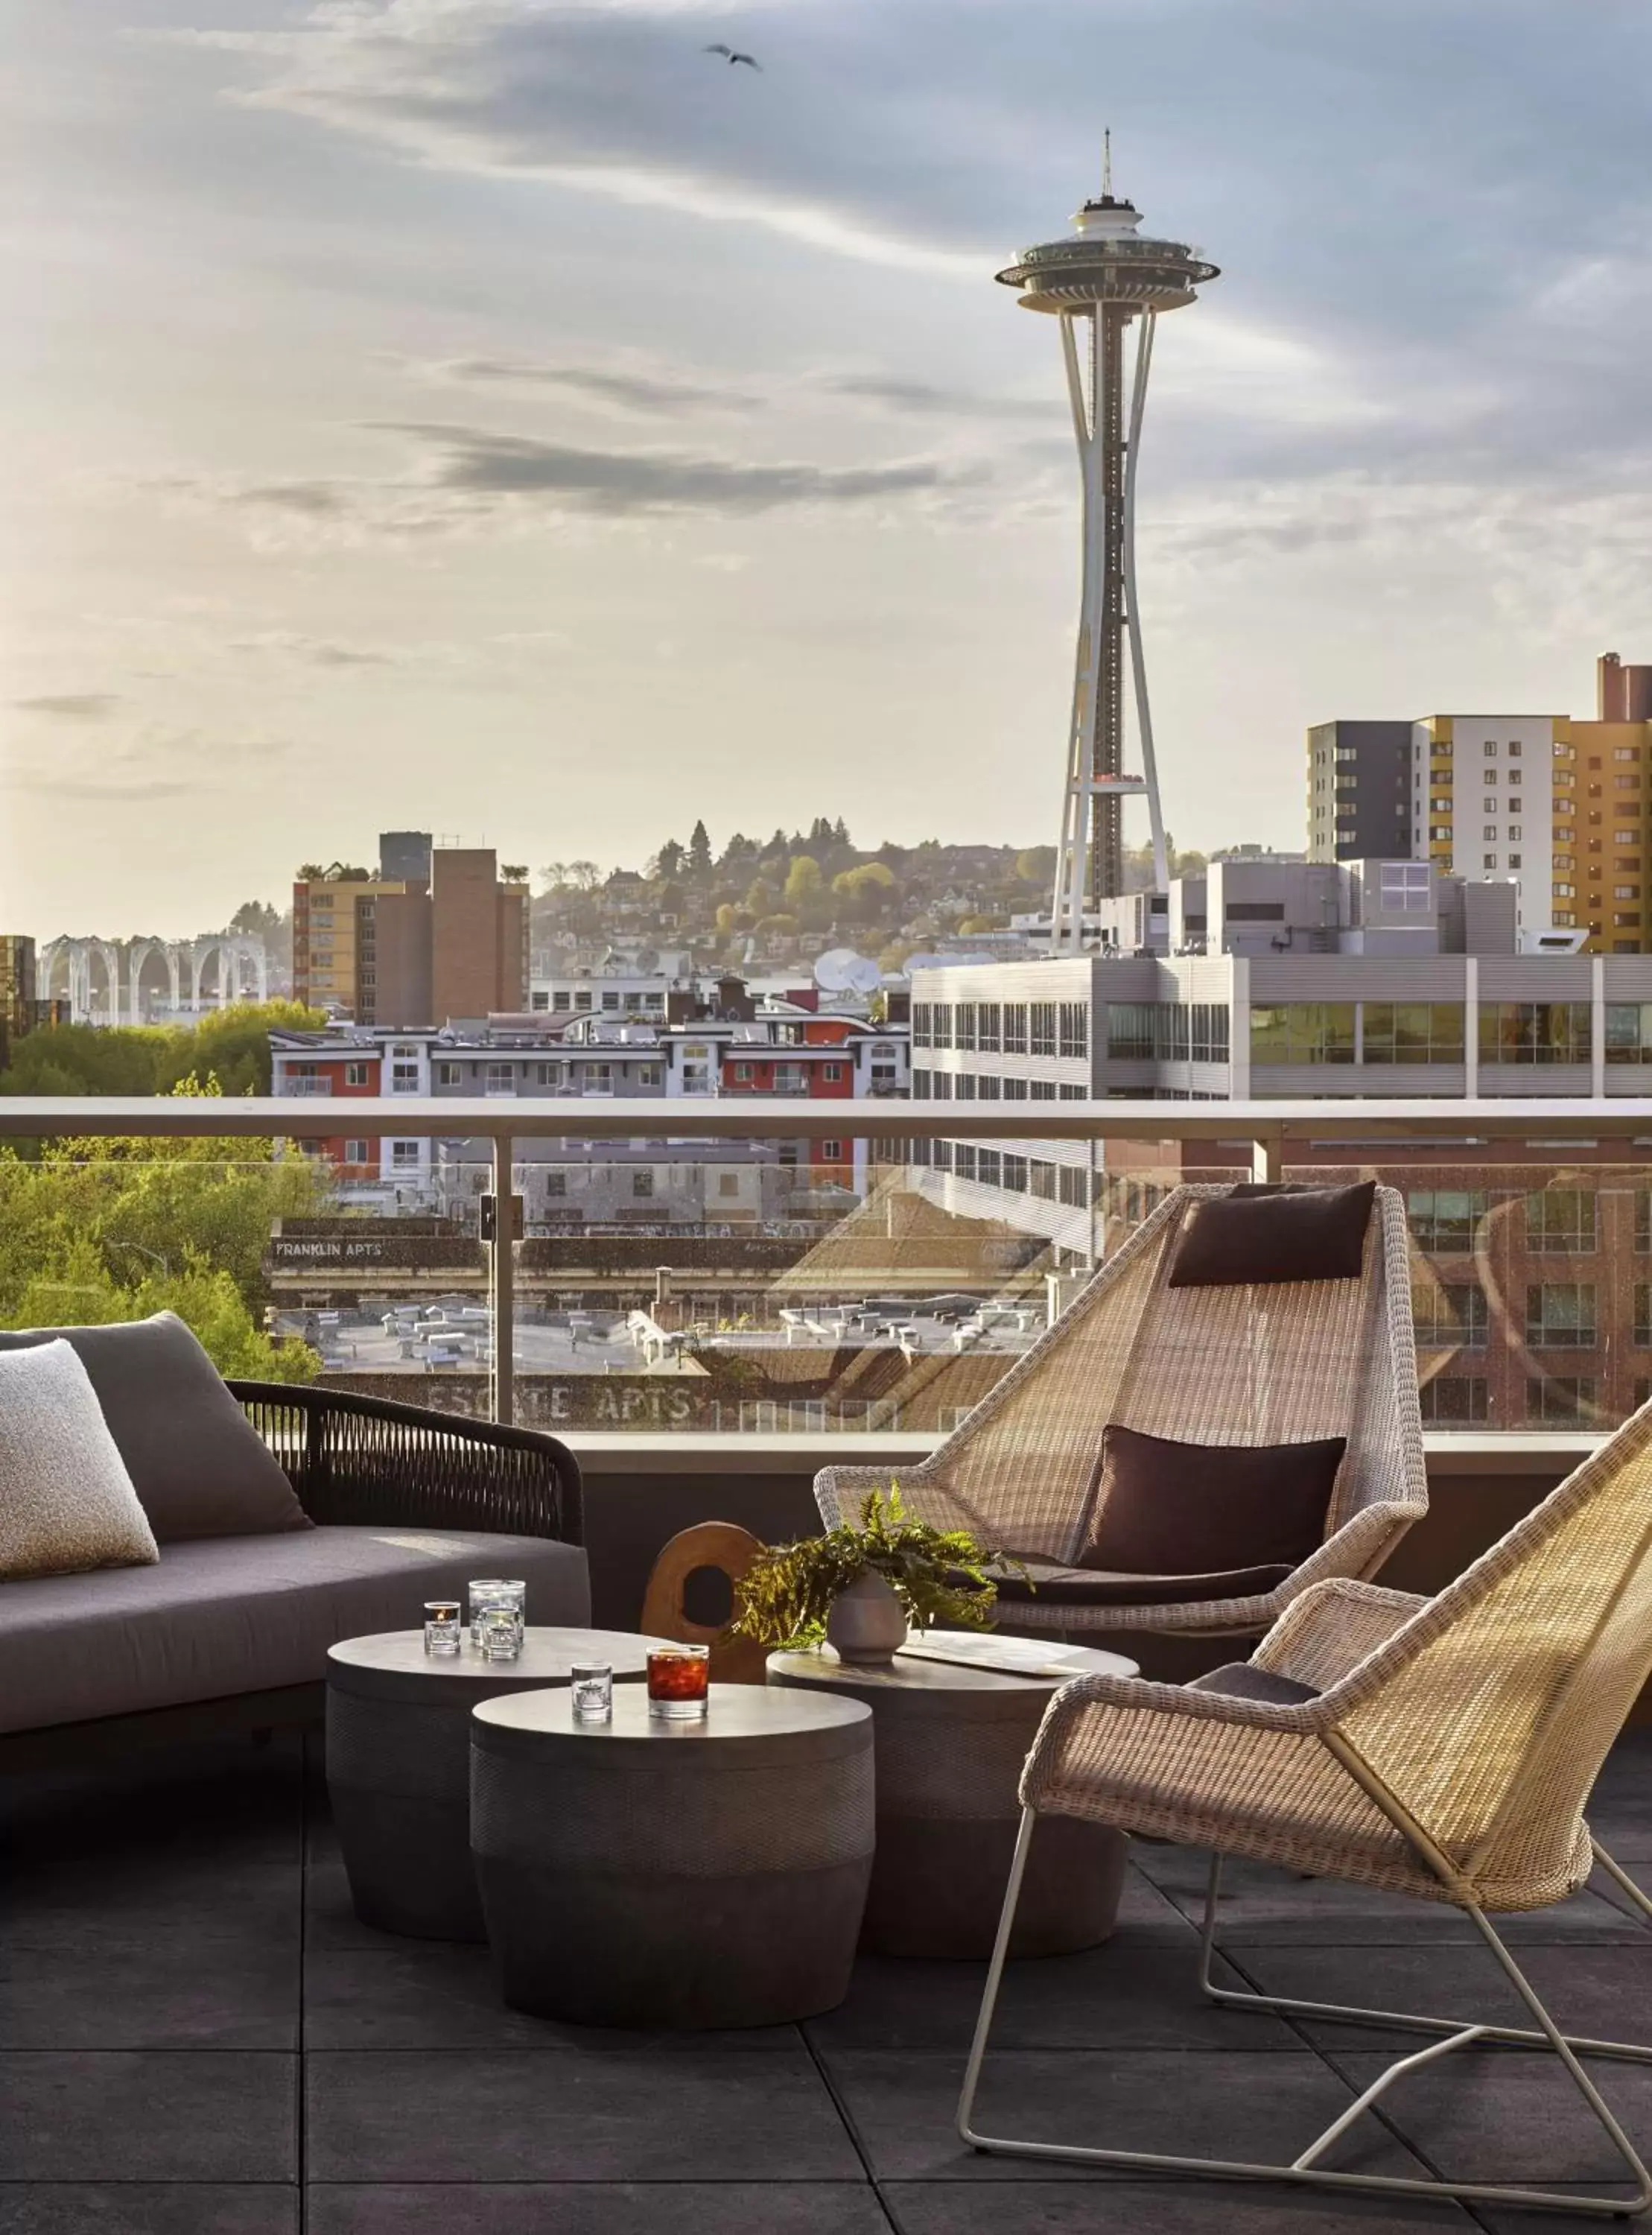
[490,1132,515,1426]
[1251,1129,1284,1185]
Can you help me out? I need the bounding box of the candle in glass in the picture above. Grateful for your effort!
[646,1644,709,1720]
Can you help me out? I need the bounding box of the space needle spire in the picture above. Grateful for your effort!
[997,158,1218,952]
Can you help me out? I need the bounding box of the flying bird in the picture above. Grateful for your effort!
[703,42,760,68]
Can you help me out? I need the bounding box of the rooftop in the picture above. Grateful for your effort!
[7,1725,1648,2226]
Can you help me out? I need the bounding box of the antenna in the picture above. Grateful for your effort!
[1102,126,1111,197]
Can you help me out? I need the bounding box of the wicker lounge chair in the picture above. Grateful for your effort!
[958,1401,1652,2218]
[816,1182,1427,1638]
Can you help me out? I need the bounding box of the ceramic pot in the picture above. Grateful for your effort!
[826,1572,909,1664]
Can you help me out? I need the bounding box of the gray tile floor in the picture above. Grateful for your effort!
[2,1731,1650,2234]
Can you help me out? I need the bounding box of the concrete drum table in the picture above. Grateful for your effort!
[326,1627,668,1941]
[470,1684,875,2029]
[767,1633,1138,1959]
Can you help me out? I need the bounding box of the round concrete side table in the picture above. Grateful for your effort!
[766,1635,1137,1959]
[325,1627,667,1941]
[470,1684,875,2028]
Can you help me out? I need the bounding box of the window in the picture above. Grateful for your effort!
[976,1074,1001,1100]
[1526,1189,1597,1252]
[343,1138,369,1165]
[1003,1004,1029,1055]
[1483,741,1498,758]
[485,1062,515,1095]
[1483,853,1498,869]
[1618,747,1642,762]
[1607,1006,1652,1064]
[632,1168,655,1199]
[344,1062,370,1088]
[544,1170,567,1197]
[1000,1154,1027,1193]
[601,992,620,1011]
[1508,741,1522,756]
[1362,1003,1464,1065]
[1525,1284,1597,1348]
[1411,1282,1489,1349]
[1615,887,1642,901]
[1058,1166,1090,1208]
[435,1061,461,1086]
[930,1072,953,1100]
[1030,1080,1057,1100]
[911,1068,930,1097]
[931,1004,953,1049]
[911,1001,932,1050]
[1509,854,1522,869]
[1553,884,1575,899]
[1636,1285,1652,1348]
[1420,1376,1488,1424]
[1482,798,1497,814]
[734,1062,753,1082]
[1029,1003,1056,1057]
[1478,1002,1591,1064]
[1379,861,1432,911]
[390,1140,419,1170]
[717,1172,740,1199]
[1251,1004,1356,1065]
[390,1060,419,1092]
[976,1149,1000,1187]
[1620,776,1642,791]
[1105,1003,1230,1063]
[954,1003,977,1052]
[1527,1377,1597,1426]
[1058,1002,1088,1059]
[1030,1161,1057,1200]
[1406,1188,1487,1252]
[953,1073,976,1100]
[822,1062,843,1082]
[977,1003,1001,1053]
[1003,1076,1028,1100]
[1224,901,1286,922]
[1483,828,1498,843]
[1616,830,1639,846]
[1058,1082,1085,1100]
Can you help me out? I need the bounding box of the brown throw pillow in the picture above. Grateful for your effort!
[0,1313,311,1543]
[983,1562,1293,1608]
[1078,1422,1345,1576]
[1166,1179,1376,1289]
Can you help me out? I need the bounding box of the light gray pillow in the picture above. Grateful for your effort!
[0,1340,160,1581]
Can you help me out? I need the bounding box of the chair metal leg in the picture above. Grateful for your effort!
[959,1823,1652,2218]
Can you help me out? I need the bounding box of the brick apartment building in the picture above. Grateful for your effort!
[293,834,528,1026]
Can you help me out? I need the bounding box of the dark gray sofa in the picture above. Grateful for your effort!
[0,1364,586,1766]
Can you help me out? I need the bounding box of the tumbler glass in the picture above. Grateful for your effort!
[423,1601,461,1657]
[570,1661,614,1722]
[468,1579,525,1652]
[646,1643,710,1721]
[477,1605,523,1662]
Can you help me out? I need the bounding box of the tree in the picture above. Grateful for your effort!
[0,1001,328,1098]
[297,863,326,881]
[784,855,823,908]
[566,861,603,893]
[0,1077,328,1381]
[687,821,713,878]
[744,875,777,916]
[652,839,685,881]
[499,863,528,884]
[539,861,570,891]
[1014,846,1058,885]
[229,900,281,936]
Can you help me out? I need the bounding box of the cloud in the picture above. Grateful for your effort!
[433,358,754,414]
[228,631,398,667]
[815,373,1045,421]
[377,420,965,513]
[12,693,122,720]
[154,422,968,545]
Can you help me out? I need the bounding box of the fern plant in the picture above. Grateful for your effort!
[730,1483,1017,1650]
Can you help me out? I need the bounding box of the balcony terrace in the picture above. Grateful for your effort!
[4,1099,1652,2228]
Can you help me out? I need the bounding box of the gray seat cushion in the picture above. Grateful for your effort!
[0,1314,311,1543]
[0,1527,591,1732]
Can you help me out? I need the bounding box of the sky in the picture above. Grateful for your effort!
[6,0,1652,938]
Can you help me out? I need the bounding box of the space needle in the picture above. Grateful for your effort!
[997,147,1218,951]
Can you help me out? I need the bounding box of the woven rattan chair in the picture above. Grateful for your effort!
[958,1404,1652,2217]
[816,1182,1427,1637]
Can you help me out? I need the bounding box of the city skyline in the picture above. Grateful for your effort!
[7,0,1652,938]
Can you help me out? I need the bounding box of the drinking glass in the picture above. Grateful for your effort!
[477,1605,523,1662]
[571,1661,614,1721]
[423,1601,461,1657]
[468,1579,525,1652]
[646,1643,710,1721]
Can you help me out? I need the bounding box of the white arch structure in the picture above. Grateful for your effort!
[39,935,270,1026]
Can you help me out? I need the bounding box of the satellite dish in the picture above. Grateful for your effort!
[813,948,860,994]
[845,953,881,995]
